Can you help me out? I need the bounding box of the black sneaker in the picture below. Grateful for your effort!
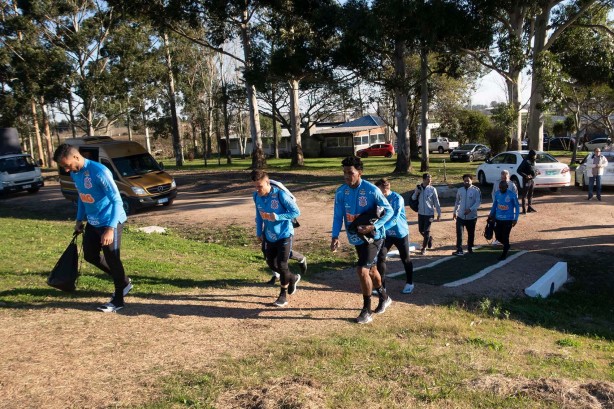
[273,294,288,307]
[497,254,507,261]
[97,302,124,313]
[427,236,433,249]
[267,276,277,285]
[527,206,537,213]
[467,247,473,254]
[452,249,464,256]
[355,308,373,324]
[288,274,301,295]
[374,296,392,314]
[298,257,308,275]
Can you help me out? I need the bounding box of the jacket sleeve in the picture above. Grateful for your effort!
[372,190,393,230]
[470,188,481,213]
[331,189,344,239]
[432,187,442,217]
[453,189,461,215]
[384,194,402,230]
[517,160,529,178]
[253,192,263,237]
[512,192,520,221]
[489,195,497,218]
[97,167,124,228]
[274,189,300,221]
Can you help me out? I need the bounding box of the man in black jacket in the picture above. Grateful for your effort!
[517,149,538,214]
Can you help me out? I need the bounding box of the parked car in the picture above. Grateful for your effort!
[427,137,458,154]
[582,137,612,151]
[574,150,614,190]
[476,150,571,191]
[449,143,490,162]
[356,143,395,158]
[545,137,576,151]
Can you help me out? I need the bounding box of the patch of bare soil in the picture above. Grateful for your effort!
[215,376,326,409]
[1,172,613,408]
[470,374,614,408]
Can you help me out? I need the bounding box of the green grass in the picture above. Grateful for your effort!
[404,247,519,286]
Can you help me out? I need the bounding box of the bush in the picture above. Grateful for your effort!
[485,127,507,155]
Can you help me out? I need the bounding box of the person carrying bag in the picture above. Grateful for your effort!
[47,232,81,292]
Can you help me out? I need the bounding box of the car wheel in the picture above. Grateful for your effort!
[438,147,444,154]
[27,187,40,193]
[510,176,521,192]
[362,152,369,158]
[468,155,474,162]
[478,171,487,186]
[122,196,134,215]
[385,152,392,158]
[582,175,588,191]
[162,198,174,207]
[549,187,560,192]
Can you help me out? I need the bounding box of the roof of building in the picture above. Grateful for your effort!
[338,115,385,128]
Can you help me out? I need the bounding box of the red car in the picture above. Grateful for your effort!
[356,143,395,158]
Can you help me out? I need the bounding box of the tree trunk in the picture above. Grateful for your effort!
[127,106,133,142]
[392,40,410,174]
[527,5,551,152]
[289,78,304,166]
[222,83,231,164]
[507,72,522,150]
[163,31,184,166]
[30,99,45,167]
[67,89,77,138]
[240,10,265,169]
[272,83,279,159]
[39,97,54,166]
[419,46,430,173]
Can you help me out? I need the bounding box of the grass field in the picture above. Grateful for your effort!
[1,200,612,408]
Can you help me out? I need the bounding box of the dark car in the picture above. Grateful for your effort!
[545,137,576,151]
[356,143,395,158]
[449,143,490,162]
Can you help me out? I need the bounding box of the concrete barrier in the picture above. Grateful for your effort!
[524,261,568,298]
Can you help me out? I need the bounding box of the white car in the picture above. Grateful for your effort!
[582,137,612,151]
[574,150,614,190]
[477,150,571,191]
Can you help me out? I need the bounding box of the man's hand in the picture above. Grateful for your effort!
[512,221,517,227]
[74,220,84,234]
[101,227,114,246]
[357,225,374,235]
[452,213,457,220]
[464,209,471,215]
[330,238,339,252]
[436,214,441,222]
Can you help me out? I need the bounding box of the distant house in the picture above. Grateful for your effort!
[307,115,389,157]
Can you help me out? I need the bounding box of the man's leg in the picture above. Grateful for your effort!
[376,239,391,289]
[83,223,109,275]
[521,181,528,213]
[454,218,464,254]
[466,218,477,252]
[289,248,308,275]
[418,215,428,252]
[527,180,536,211]
[99,224,128,308]
[397,236,414,294]
[588,176,595,199]
[263,240,279,284]
[596,175,602,200]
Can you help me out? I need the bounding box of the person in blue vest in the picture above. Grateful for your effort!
[489,180,520,260]
[53,144,132,313]
[252,170,301,307]
[375,178,415,294]
[331,156,394,324]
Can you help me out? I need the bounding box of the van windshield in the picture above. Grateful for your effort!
[112,153,161,177]
[0,155,36,174]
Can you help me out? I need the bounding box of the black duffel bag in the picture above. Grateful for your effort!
[484,218,496,241]
[47,233,81,292]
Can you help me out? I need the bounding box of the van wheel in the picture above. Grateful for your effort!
[549,187,560,192]
[163,199,174,207]
[385,152,393,158]
[478,171,487,186]
[438,147,444,154]
[27,187,39,193]
[122,196,134,215]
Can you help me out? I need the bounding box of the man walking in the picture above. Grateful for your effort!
[412,173,441,255]
[586,148,608,201]
[331,156,393,324]
[375,178,415,294]
[517,149,538,213]
[489,180,520,260]
[491,170,517,246]
[252,170,301,307]
[53,144,132,313]
[452,174,481,255]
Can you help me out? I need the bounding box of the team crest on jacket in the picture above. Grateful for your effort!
[271,199,279,209]
[359,189,366,195]
[358,196,367,207]
[84,176,92,189]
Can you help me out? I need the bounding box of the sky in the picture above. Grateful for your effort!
[470,70,532,108]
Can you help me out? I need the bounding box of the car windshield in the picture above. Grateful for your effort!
[458,144,476,150]
[0,155,36,174]
[112,153,161,177]
[521,153,558,163]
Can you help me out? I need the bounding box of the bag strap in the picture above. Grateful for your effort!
[73,232,83,283]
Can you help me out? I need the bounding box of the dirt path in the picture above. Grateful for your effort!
[1,173,613,408]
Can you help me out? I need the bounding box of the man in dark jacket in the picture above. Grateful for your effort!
[517,150,538,214]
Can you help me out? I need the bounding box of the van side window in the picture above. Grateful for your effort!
[101,159,120,181]
[79,147,99,162]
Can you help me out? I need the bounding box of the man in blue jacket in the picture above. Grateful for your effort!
[375,178,415,294]
[252,170,301,307]
[54,144,132,313]
[331,156,394,324]
[489,180,520,260]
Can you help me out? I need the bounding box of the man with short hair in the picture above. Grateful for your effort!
[412,173,441,255]
[586,148,608,201]
[375,178,415,294]
[452,174,481,256]
[53,144,132,313]
[489,180,520,260]
[252,170,301,307]
[517,149,538,213]
[331,156,393,324]
[491,170,518,201]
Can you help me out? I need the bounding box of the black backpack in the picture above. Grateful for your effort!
[407,185,420,212]
[47,233,81,292]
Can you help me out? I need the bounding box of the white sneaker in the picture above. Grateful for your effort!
[401,283,415,294]
[97,302,124,313]
[271,271,281,279]
[492,240,501,246]
[112,278,133,297]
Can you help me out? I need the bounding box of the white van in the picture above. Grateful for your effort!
[0,153,44,194]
